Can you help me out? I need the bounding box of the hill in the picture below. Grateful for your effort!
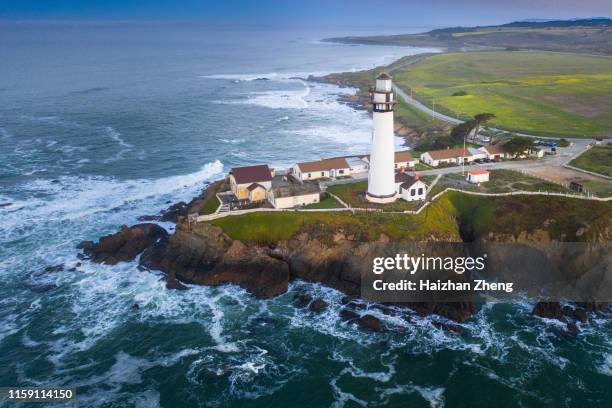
[324,18,612,55]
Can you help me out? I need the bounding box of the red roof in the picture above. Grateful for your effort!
[467,170,490,175]
[231,165,272,185]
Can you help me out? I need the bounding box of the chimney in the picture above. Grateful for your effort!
[414,172,420,180]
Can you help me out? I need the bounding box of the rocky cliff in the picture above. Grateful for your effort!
[77,192,612,327]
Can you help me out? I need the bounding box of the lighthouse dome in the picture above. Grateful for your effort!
[375,72,392,92]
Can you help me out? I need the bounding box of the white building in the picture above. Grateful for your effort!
[420,148,474,167]
[366,72,397,203]
[468,147,487,161]
[394,151,417,170]
[466,170,490,184]
[479,144,507,160]
[293,158,351,181]
[229,165,273,201]
[395,173,428,201]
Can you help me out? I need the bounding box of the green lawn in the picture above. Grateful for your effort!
[430,169,573,196]
[201,195,220,215]
[391,51,612,138]
[569,146,612,177]
[327,181,424,212]
[303,193,344,209]
[209,191,612,244]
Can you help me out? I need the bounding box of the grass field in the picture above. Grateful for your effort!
[210,192,612,244]
[568,146,612,177]
[303,193,344,209]
[391,51,612,138]
[429,169,574,196]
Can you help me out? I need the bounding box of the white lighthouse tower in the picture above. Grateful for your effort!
[366,72,397,203]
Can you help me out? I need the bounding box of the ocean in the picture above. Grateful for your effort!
[0,22,610,407]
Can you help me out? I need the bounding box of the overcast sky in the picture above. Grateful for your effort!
[1,0,610,27]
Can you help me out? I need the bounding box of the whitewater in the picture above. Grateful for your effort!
[0,22,610,407]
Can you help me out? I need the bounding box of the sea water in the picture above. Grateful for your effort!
[0,22,610,407]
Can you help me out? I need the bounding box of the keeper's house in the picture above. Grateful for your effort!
[293,158,351,181]
[362,150,417,170]
[420,148,474,167]
[479,144,507,160]
[395,172,428,201]
[229,164,273,201]
[393,151,417,170]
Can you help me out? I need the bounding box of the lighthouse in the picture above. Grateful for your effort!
[366,72,397,203]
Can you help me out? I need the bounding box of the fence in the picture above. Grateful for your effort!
[195,185,610,222]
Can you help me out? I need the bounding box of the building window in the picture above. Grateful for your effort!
[410,189,415,196]
[339,169,344,174]
[395,163,398,169]
[418,188,423,195]
[321,172,325,176]
[308,173,311,178]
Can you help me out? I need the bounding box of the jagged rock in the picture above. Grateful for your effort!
[44,264,64,273]
[140,225,289,299]
[432,321,464,335]
[293,293,312,308]
[339,308,359,321]
[532,302,564,321]
[0,202,12,208]
[408,302,475,323]
[77,223,168,265]
[166,276,188,290]
[132,303,140,310]
[566,322,579,336]
[356,314,383,332]
[309,298,328,313]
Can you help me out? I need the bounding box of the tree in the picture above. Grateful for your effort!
[450,119,476,144]
[473,113,496,140]
[503,136,535,157]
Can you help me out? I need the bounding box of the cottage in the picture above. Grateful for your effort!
[361,150,417,170]
[246,183,267,202]
[479,144,507,160]
[394,151,417,170]
[420,148,474,167]
[396,173,427,201]
[293,158,351,181]
[229,164,273,201]
[466,170,490,184]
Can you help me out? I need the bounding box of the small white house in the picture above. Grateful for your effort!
[420,148,474,167]
[394,151,417,170]
[479,144,507,160]
[466,170,490,184]
[293,158,351,181]
[395,172,427,201]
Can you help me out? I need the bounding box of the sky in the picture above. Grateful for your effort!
[1,0,611,28]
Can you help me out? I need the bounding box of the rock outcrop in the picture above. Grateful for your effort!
[77,223,168,265]
[140,223,290,299]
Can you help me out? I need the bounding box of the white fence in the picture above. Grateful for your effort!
[195,186,610,222]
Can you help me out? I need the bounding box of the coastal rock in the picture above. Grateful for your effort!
[356,314,383,332]
[77,223,168,265]
[140,224,289,299]
[44,264,65,273]
[309,298,328,313]
[165,276,188,290]
[532,301,565,321]
[293,293,312,308]
[0,202,12,208]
